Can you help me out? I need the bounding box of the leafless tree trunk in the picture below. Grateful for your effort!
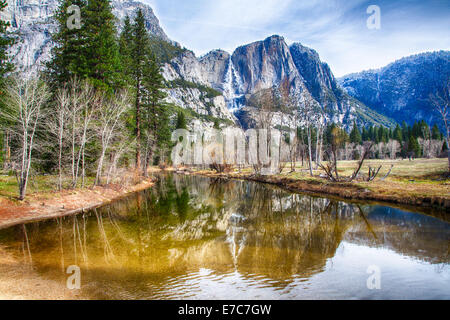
[315,123,323,169]
[293,92,322,177]
[94,90,130,186]
[2,129,11,169]
[1,78,49,200]
[47,85,71,190]
[430,81,449,172]
[306,125,313,176]
[72,81,96,188]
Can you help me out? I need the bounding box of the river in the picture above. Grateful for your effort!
[0,173,448,299]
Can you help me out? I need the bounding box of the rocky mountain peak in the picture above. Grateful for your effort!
[339,50,450,126]
[4,1,397,129]
[290,42,337,103]
[231,35,299,94]
[4,0,172,74]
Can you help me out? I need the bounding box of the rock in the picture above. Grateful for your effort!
[5,1,403,130]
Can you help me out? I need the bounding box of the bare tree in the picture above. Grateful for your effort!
[295,92,322,176]
[94,90,131,185]
[1,78,49,200]
[70,80,97,188]
[315,119,324,169]
[387,139,401,159]
[248,87,279,174]
[46,85,71,190]
[430,81,449,172]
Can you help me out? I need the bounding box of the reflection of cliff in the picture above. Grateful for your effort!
[0,173,448,299]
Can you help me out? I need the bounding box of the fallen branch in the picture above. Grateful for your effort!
[367,166,382,182]
[380,164,394,181]
[349,142,373,182]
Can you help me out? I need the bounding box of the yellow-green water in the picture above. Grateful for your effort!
[0,173,449,299]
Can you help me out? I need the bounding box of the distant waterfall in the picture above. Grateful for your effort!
[223,57,245,113]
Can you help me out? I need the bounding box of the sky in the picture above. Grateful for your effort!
[143,0,450,77]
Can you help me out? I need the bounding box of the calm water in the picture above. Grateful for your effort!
[0,174,449,299]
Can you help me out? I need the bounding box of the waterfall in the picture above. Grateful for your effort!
[223,57,245,113]
[226,213,247,268]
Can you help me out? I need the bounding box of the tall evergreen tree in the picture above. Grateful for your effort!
[141,54,168,174]
[401,121,409,142]
[46,0,88,86]
[349,121,362,144]
[431,124,441,140]
[118,15,133,82]
[0,0,14,80]
[393,124,402,142]
[83,0,122,91]
[129,8,151,171]
[0,0,14,167]
[408,134,420,158]
[47,0,121,91]
[176,111,187,129]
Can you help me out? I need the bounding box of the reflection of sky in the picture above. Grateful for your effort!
[153,242,450,299]
[366,205,450,228]
[144,0,450,76]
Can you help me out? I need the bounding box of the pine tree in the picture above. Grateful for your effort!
[123,8,152,171]
[46,0,88,86]
[0,0,14,167]
[412,121,421,138]
[431,124,441,140]
[393,124,402,142]
[47,0,122,91]
[176,111,187,129]
[0,0,13,79]
[141,53,168,173]
[83,0,122,91]
[119,15,133,83]
[349,121,362,144]
[362,127,369,141]
[408,134,420,158]
[119,8,167,172]
[401,121,409,142]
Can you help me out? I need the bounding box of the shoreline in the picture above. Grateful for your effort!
[0,164,448,231]
[0,178,154,230]
[184,170,450,214]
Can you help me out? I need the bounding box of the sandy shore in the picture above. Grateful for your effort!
[0,245,85,300]
[0,179,154,230]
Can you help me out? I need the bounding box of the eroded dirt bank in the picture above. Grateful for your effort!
[186,170,450,213]
[0,179,154,230]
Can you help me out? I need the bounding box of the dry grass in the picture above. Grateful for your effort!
[190,158,450,209]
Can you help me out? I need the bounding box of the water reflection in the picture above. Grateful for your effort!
[0,173,449,299]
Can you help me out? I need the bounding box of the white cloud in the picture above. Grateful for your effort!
[143,0,450,76]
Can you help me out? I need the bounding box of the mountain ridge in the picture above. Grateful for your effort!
[338,50,450,127]
[2,0,421,130]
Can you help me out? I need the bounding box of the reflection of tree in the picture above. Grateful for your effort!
[94,209,116,264]
[0,173,448,299]
[21,224,32,267]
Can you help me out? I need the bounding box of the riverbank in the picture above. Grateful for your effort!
[184,158,450,212]
[0,176,154,230]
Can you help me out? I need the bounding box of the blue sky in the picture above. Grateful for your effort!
[144,0,450,77]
